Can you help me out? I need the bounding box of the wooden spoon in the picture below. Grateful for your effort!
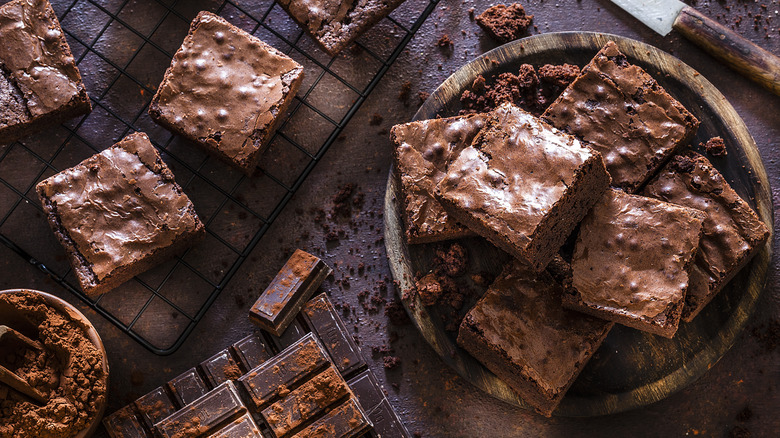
[0,325,41,350]
[0,325,46,404]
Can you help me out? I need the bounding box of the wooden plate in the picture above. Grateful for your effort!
[0,289,109,437]
[383,32,773,416]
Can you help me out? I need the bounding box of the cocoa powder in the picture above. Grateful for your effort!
[0,291,106,438]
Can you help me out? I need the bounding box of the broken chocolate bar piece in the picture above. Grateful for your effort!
[200,348,242,387]
[269,318,308,351]
[210,413,263,438]
[231,334,273,372]
[134,386,176,429]
[291,397,371,438]
[303,294,366,378]
[103,404,150,438]
[238,333,330,410]
[167,367,208,407]
[261,367,350,437]
[154,381,246,438]
[368,399,412,438]
[250,249,333,336]
[347,370,385,413]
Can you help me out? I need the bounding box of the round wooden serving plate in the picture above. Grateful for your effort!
[383,32,773,417]
[0,289,109,437]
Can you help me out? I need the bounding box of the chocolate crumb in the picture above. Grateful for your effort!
[701,136,727,157]
[398,81,412,103]
[476,3,534,43]
[383,356,401,369]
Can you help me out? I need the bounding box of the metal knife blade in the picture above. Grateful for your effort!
[610,0,686,36]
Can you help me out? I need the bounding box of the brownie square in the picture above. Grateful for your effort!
[149,12,304,174]
[390,114,486,244]
[36,132,205,296]
[643,152,770,321]
[435,102,610,271]
[0,0,91,144]
[458,260,613,417]
[277,0,407,55]
[565,189,705,338]
[542,41,699,193]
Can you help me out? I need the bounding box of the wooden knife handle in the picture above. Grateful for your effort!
[673,6,780,96]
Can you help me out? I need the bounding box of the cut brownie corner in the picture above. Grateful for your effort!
[148,11,304,175]
[36,132,204,296]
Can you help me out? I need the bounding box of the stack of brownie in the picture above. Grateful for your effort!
[391,41,769,416]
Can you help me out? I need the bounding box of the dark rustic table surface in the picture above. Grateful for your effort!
[1,0,779,437]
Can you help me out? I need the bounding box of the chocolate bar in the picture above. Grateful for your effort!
[154,381,246,438]
[231,334,273,372]
[210,413,263,438]
[167,368,208,407]
[200,348,242,387]
[368,399,411,438]
[133,386,176,429]
[102,405,149,438]
[291,397,371,438]
[347,370,385,413]
[249,249,332,336]
[238,333,330,410]
[261,367,350,437]
[268,318,308,351]
[303,294,365,377]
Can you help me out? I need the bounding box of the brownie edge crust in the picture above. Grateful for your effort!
[36,132,205,296]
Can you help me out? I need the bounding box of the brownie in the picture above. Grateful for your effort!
[435,102,610,272]
[457,260,613,417]
[276,0,407,55]
[542,41,700,193]
[36,132,205,296]
[149,12,304,174]
[0,0,91,144]
[565,189,705,338]
[702,136,727,157]
[643,152,769,321]
[475,3,534,43]
[390,114,486,244]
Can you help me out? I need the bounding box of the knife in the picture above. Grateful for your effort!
[610,0,780,95]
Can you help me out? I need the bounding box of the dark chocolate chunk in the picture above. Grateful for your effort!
[134,386,176,430]
[250,249,333,336]
[231,334,273,373]
[347,370,384,413]
[167,368,208,407]
[290,397,371,438]
[303,294,366,377]
[367,399,411,438]
[102,404,150,438]
[199,349,242,388]
[238,333,330,410]
[261,367,349,437]
[269,318,308,351]
[154,381,246,438]
[210,413,263,438]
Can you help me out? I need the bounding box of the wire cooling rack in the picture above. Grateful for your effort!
[0,0,439,355]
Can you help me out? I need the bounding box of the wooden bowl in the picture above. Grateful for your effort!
[383,32,773,416]
[0,289,109,437]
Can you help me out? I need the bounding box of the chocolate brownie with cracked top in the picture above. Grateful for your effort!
[565,189,705,338]
[643,152,769,322]
[435,102,610,272]
[390,113,486,244]
[458,260,613,417]
[277,0,407,55]
[0,0,91,144]
[542,41,699,193]
[149,11,304,174]
[36,132,204,296]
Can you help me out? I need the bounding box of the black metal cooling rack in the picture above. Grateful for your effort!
[0,0,439,355]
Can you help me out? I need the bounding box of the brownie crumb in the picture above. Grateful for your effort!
[476,3,534,43]
[459,63,579,116]
[332,183,357,217]
[383,356,401,369]
[433,242,468,277]
[437,34,453,49]
[398,81,412,103]
[385,299,410,325]
[701,136,727,157]
[415,273,444,306]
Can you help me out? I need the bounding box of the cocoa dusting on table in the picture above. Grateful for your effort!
[459,63,580,116]
[702,136,727,157]
[476,3,534,43]
[0,291,106,438]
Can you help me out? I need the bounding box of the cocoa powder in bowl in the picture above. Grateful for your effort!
[0,290,107,438]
